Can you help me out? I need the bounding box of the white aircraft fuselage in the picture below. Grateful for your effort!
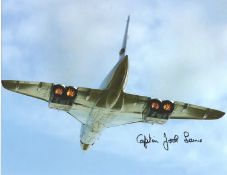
[80,55,128,150]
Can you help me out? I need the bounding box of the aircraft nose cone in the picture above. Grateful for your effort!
[80,141,91,151]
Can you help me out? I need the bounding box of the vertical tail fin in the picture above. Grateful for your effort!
[119,15,130,59]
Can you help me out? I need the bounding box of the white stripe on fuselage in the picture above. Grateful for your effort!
[80,56,128,147]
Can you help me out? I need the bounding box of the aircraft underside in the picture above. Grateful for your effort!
[2,16,225,151]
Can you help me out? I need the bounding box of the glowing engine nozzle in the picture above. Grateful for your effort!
[150,99,162,112]
[66,87,77,98]
[149,99,174,114]
[161,100,174,113]
[53,85,65,96]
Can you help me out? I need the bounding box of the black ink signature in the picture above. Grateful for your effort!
[184,131,202,143]
[136,134,159,149]
[163,132,179,151]
[136,131,202,150]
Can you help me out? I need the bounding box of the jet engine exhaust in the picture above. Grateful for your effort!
[53,84,65,96]
[49,84,78,110]
[161,100,174,113]
[150,99,162,112]
[65,86,77,98]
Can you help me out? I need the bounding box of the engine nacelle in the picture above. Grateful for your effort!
[49,84,77,111]
[143,98,174,124]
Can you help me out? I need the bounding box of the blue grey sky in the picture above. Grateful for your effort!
[2,0,227,174]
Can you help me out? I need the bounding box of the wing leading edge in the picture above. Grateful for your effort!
[169,101,225,120]
[104,93,225,127]
[2,80,52,101]
[2,80,225,127]
[2,80,103,124]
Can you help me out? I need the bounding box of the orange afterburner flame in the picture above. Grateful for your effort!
[151,101,160,110]
[55,88,63,95]
[162,100,174,113]
[66,88,76,97]
[163,103,172,111]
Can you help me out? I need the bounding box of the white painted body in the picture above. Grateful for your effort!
[79,16,131,150]
[80,56,128,149]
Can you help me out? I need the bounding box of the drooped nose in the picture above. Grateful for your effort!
[80,140,91,151]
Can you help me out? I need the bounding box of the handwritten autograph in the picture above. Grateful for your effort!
[136,131,202,151]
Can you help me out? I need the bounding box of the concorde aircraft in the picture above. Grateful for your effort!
[2,16,225,150]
